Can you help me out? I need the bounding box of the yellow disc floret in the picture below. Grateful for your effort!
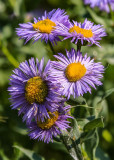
[37,111,59,129]
[25,76,48,104]
[65,62,86,82]
[69,25,93,38]
[32,19,56,34]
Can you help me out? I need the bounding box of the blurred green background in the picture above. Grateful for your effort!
[0,0,114,160]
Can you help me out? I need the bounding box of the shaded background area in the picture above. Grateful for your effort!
[0,0,114,159]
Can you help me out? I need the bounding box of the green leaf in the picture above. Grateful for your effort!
[87,7,112,27]
[0,150,9,160]
[77,118,89,131]
[80,129,96,143]
[9,0,24,16]
[18,41,49,62]
[83,117,104,132]
[12,126,27,135]
[49,141,67,153]
[13,143,23,160]
[0,1,6,13]
[8,0,16,8]
[84,130,99,160]
[2,25,12,39]
[81,44,114,64]
[70,118,80,139]
[0,116,8,123]
[67,96,86,106]
[0,70,11,87]
[67,96,89,119]
[14,145,45,160]
[96,99,108,119]
[1,46,19,68]
[100,88,114,102]
[14,0,24,16]
[70,0,83,5]
[95,147,110,160]
[81,146,91,160]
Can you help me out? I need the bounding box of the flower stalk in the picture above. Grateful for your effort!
[60,119,83,160]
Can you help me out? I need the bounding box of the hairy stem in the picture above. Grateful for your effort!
[60,119,83,160]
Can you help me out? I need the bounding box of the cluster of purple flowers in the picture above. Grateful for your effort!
[8,9,106,143]
[16,9,106,47]
[84,0,114,13]
[8,57,72,143]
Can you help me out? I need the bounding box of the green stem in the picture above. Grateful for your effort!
[71,105,93,109]
[60,119,83,160]
[1,46,19,68]
[77,40,81,52]
[110,6,114,22]
[48,41,55,55]
[60,135,79,160]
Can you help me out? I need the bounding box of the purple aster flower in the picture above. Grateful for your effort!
[50,49,104,99]
[84,0,114,13]
[16,8,70,45]
[27,106,72,143]
[8,57,64,123]
[55,18,106,47]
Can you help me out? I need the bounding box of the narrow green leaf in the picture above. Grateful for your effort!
[12,126,27,135]
[87,7,112,27]
[14,145,45,160]
[83,117,104,132]
[8,0,16,8]
[1,46,19,67]
[0,116,8,123]
[14,0,23,16]
[0,150,9,160]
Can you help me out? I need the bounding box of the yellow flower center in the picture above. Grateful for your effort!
[32,19,56,34]
[65,62,86,82]
[69,25,93,38]
[37,111,59,129]
[25,76,48,104]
